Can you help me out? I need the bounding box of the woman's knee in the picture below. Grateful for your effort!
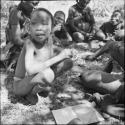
[73,32,85,42]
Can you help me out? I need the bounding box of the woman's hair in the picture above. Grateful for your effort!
[76,0,91,3]
[17,1,34,18]
[30,8,54,27]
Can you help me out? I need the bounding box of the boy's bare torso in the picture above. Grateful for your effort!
[25,37,54,75]
[26,39,53,62]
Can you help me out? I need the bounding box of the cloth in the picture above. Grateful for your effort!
[52,101,104,124]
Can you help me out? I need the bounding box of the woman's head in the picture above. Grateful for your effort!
[18,0,39,18]
[76,0,91,9]
[29,8,54,43]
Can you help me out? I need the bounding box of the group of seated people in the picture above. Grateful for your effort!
[0,0,124,122]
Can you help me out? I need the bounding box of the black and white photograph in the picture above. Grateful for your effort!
[0,0,124,124]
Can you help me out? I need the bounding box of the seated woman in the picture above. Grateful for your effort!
[66,0,98,43]
[53,11,72,47]
[13,8,73,105]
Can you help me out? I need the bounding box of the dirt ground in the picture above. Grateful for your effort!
[0,0,124,124]
[1,47,124,124]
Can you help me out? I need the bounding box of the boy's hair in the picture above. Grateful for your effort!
[113,9,122,15]
[54,11,65,19]
[76,0,90,3]
[112,9,124,20]
[30,8,54,27]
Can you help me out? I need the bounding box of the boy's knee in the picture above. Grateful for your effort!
[40,68,55,84]
[95,31,106,41]
[73,32,85,42]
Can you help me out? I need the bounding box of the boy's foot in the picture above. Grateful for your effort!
[25,93,38,105]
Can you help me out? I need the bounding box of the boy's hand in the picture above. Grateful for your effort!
[59,49,73,59]
[85,55,96,61]
[53,24,62,32]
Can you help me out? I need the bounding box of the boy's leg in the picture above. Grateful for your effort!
[13,68,55,96]
[73,32,85,43]
[95,30,106,41]
[51,59,73,77]
[103,59,113,73]
[80,70,122,94]
[13,68,55,104]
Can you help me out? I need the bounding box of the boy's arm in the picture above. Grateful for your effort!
[25,43,72,75]
[14,45,26,80]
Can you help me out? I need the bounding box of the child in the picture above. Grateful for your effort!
[4,0,39,72]
[66,0,97,43]
[53,11,72,47]
[96,9,124,42]
[13,8,73,105]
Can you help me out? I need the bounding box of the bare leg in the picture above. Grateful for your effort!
[13,68,55,96]
[73,32,85,43]
[103,59,113,73]
[95,30,106,41]
[51,59,73,77]
[80,70,122,94]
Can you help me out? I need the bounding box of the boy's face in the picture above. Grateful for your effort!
[111,12,121,26]
[54,13,65,25]
[29,11,52,43]
[78,0,91,9]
